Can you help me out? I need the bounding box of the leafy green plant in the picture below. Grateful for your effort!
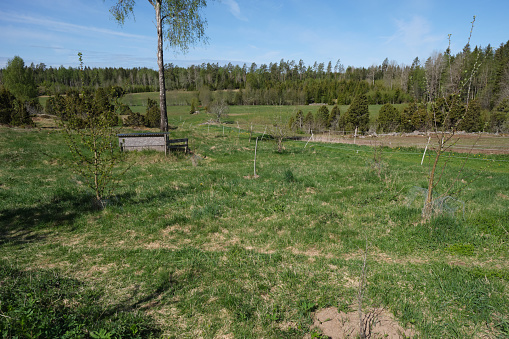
[298,300,317,317]
[57,54,128,208]
[90,329,114,339]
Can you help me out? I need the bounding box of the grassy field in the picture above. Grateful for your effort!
[120,90,395,123]
[1,119,508,338]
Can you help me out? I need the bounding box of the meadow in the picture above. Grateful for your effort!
[0,109,508,338]
[117,91,394,124]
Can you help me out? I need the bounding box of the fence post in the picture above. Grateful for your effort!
[254,137,259,177]
[421,136,431,165]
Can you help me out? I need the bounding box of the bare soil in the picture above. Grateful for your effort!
[308,307,415,339]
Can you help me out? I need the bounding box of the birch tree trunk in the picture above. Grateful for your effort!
[154,0,168,132]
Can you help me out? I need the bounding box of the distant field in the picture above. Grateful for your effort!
[119,91,402,123]
[39,90,403,123]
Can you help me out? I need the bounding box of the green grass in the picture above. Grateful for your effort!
[118,91,404,124]
[1,122,508,338]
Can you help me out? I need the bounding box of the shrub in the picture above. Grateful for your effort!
[145,98,160,128]
[124,111,147,127]
[0,86,35,127]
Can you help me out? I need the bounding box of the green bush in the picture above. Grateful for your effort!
[0,86,35,127]
[124,112,146,127]
[145,98,160,128]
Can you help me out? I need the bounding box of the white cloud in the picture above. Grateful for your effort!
[222,0,247,21]
[386,16,442,47]
[380,16,446,63]
[0,10,151,41]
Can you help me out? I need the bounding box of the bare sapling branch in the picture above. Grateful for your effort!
[422,16,485,220]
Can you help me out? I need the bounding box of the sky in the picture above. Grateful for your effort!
[1,0,508,70]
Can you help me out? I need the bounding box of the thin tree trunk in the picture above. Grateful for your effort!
[423,140,442,219]
[155,0,168,132]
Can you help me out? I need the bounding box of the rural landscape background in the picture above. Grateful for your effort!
[1,0,509,338]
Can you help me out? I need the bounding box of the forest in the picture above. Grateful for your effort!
[1,39,509,133]
[0,40,508,108]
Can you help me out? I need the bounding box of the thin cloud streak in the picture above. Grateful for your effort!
[385,16,444,47]
[222,0,247,21]
[0,10,152,41]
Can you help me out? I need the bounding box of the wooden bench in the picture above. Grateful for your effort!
[167,138,189,154]
[117,133,189,155]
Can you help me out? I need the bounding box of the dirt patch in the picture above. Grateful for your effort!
[309,307,415,339]
[498,193,509,200]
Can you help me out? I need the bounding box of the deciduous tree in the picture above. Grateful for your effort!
[2,56,38,101]
[109,0,209,132]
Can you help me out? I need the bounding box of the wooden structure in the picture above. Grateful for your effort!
[167,138,189,153]
[117,133,188,154]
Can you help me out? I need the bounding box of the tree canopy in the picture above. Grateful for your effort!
[109,0,209,131]
[2,56,38,101]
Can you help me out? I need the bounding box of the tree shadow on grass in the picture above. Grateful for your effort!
[0,261,162,338]
[0,191,100,245]
[0,185,194,246]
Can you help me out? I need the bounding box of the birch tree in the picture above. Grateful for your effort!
[109,0,209,131]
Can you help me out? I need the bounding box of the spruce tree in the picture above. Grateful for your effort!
[490,99,509,133]
[0,86,35,126]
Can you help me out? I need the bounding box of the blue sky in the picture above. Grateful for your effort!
[1,0,508,70]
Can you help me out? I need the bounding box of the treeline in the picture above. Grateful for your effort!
[0,64,160,95]
[1,39,508,109]
[289,95,509,135]
[163,41,509,109]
